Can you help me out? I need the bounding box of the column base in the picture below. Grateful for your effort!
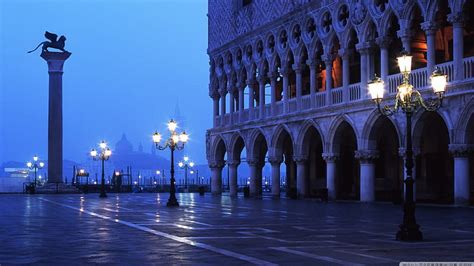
[396,224,423,241]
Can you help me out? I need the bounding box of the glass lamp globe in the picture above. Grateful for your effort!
[431,67,447,95]
[39,162,45,168]
[90,149,97,157]
[105,148,112,157]
[179,131,189,143]
[368,75,384,101]
[189,162,195,168]
[99,141,107,149]
[33,156,39,162]
[167,119,178,132]
[178,162,184,168]
[172,134,180,144]
[27,162,32,168]
[397,51,413,73]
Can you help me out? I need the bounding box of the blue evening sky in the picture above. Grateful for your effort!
[0,0,210,164]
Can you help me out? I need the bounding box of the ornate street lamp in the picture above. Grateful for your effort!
[368,50,447,241]
[90,140,112,198]
[27,155,45,188]
[76,168,89,185]
[178,156,194,191]
[153,119,189,207]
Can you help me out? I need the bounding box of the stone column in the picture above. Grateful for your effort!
[41,51,71,184]
[376,37,391,83]
[397,27,412,53]
[357,46,369,96]
[268,157,282,197]
[294,156,308,198]
[449,144,473,205]
[293,63,303,110]
[247,159,260,196]
[228,160,240,197]
[268,71,278,116]
[210,162,223,195]
[448,13,465,81]
[227,83,236,125]
[281,67,290,114]
[339,49,351,103]
[307,59,318,107]
[238,83,245,122]
[323,153,339,200]
[247,79,256,119]
[219,89,227,125]
[421,22,437,75]
[257,74,266,119]
[211,91,219,127]
[355,150,379,202]
[322,55,334,105]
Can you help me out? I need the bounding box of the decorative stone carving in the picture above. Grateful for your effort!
[279,30,288,49]
[267,156,283,165]
[449,144,474,157]
[322,153,339,162]
[321,11,332,34]
[209,160,225,169]
[351,0,367,25]
[354,150,380,163]
[337,4,349,29]
[305,18,316,39]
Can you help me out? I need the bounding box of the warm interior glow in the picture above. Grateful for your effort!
[431,68,447,94]
[152,132,162,143]
[368,76,384,100]
[397,52,413,73]
[167,119,178,132]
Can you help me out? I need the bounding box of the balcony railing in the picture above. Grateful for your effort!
[215,58,474,127]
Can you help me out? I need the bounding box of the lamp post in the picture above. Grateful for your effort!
[153,119,189,207]
[178,156,194,191]
[27,155,45,188]
[90,140,112,198]
[367,50,447,241]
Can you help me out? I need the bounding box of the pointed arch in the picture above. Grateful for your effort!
[327,114,359,152]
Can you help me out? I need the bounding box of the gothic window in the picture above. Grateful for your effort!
[267,35,275,53]
[374,0,388,13]
[322,12,332,34]
[338,5,349,27]
[280,30,288,49]
[292,25,301,44]
[306,18,316,38]
[256,40,263,57]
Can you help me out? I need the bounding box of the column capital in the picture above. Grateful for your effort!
[267,71,279,80]
[280,67,291,77]
[355,42,373,54]
[293,155,308,163]
[398,147,421,157]
[322,152,339,162]
[306,59,320,68]
[321,53,336,65]
[208,160,225,169]
[376,36,392,49]
[292,63,305,73]
[41,51,72,73]
[449,144,474,157]
[268,156,283,165]
[354,150,379,163]
[256,74,267,83]
[209,90,220,100]
[218,88,227,97]
[421,21,438,35]
[236,81,246,91]
[338,48,353,59]
[246,158,261,167]
[227,159,241,167]
[448,12,464,26]
[246,78,257,87]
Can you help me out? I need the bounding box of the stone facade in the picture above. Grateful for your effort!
[207,0,474,205]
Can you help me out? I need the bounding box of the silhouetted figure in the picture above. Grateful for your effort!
[28,31,68,53]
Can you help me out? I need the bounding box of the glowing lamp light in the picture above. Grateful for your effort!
[80,169,86,174]
[398,83,413,102]
[179,131,189,143]
[397,51,413,73]
[167,119,178,132]
[115,171,120,176]
[104,148,112,157]
[190,170,194,174]
[33,155,38,162]
[172,134,180,144]
[178,162,184,168]
[27,162,32,168]
[156,170,161,175]
[152,132,162,143]
[368,75,384,101]
[431,67,447,95]
[39,162,45,168]
[99,141,107,149]
[189,162,195,168]
[90,149,97,157]
[184,156,189,162]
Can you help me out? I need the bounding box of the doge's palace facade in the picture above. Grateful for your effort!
[206,0,474,205]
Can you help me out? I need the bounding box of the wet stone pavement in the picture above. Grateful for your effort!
[0,193,474,265]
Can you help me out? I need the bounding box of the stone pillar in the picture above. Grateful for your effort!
[281,67,290,114]
[397,28,412,53]
[41,51,71,184]
[357,46,369,96]
[219,88,227,125]
[339,49,351,103]
[323,55,334,105]
[238,83,245,122]
[210,162,223,195]
[248,159,259,196]
[377,37,391,82]
[421,22,437,75]
[228,160,240,197]
[228,83,236,125]
[268,71,277,116]
[323,153,339,200]
[355,150,379,202]
[294,156,308,198]
[268,157,282,197]
[257,74,266,119]
[448,13,465,81]
[247,79,256,119]
[211,91,219,127]
[307,59,318,107]
[293,63,303,109]
[449,144,473,205]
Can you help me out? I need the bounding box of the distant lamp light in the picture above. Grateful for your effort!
[115,171,120,176]
[184,156,189,162]
[172,134,180,144]
[90,149,97,157]
[39,162,45,168]
[99,141,107,149]
[156,170,161,175]
[152,132,162,144]
[178,162,184,168]
[167,119,178,132]
[189,162,195,168]
[33,155,38,162]
[179,131,189,143]
[27,162,32,168]
[104,148,112,157]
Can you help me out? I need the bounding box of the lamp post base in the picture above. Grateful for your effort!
[166,198,179,207]
[396,224,423,241]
